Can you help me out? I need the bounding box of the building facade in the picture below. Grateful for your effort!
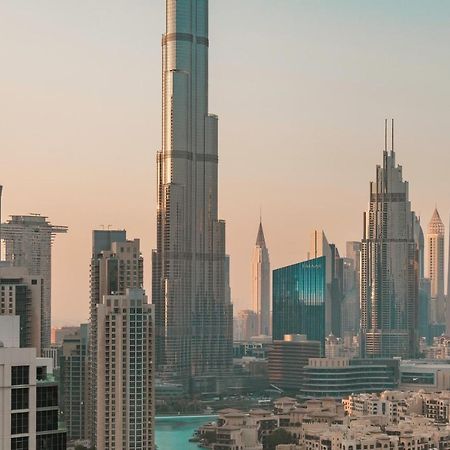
[152,0,233,385]
[426,209,445,324]
[360,121,419,359]
[300,357,399,399]
[268,334,321,391]
[1,215,67,350]
[273,256,327,347]
[0,265,43,353]
[234,309,258,341]
[59,323,88,441]
[0,318,67,450]
[96,289,154,450]
[87,230,144,447]
[252,221,271,336]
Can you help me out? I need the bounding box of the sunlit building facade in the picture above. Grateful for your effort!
[252,221,271,336]
[152,0,233,385]
[360,121,419,359]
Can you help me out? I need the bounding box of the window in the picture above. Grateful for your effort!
[37,386,58,408]
[11,436,29,450]
[11,412,29,435]
[37,410,58,432]
[11,388,29,410]
[12,366,29,386]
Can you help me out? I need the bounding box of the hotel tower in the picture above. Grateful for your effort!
[152,0,233,385]
[360,121,419,359]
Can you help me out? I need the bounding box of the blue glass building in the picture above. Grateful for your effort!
[273,256,327,347]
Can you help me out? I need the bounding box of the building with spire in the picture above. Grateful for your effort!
[252,220,271,336]
[360,120,419,359]
[152,0,233,387]
[426,208,446,324]
[447,214,450,333]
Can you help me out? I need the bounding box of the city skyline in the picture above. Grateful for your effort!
[1,0,450,326]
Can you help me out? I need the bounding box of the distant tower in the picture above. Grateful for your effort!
[252,220,271,336]
[360,120,419,359]
[426,208,445,324]
[1,214,67,350]
[447,214,450,333]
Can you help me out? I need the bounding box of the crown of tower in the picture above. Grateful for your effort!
[428,208,445,235]
[256,221,266,247]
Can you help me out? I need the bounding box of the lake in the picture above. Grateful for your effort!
[155,415,217,450]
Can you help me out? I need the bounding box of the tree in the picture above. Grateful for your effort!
[264,428,296,450]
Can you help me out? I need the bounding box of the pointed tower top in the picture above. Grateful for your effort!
[256,221,266,247]
[428,208,445,235]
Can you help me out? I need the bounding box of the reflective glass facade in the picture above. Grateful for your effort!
[273,256,326,347]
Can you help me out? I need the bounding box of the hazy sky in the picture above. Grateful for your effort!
[1,1,450,326]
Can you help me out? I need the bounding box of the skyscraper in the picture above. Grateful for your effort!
[87,230,144,447]
[426,208,445,324]
[59,324,88,442]
[96,289,154,450]
[447,214,450,333]
[1,214,67,350]
[252,220,271,336]
[0,265,43,352]
[360,120,419,359]
[152,0,233,385]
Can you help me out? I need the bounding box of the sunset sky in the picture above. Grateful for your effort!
[1,0,450,326]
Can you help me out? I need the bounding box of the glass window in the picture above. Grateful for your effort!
[11,436,29,450]
[11,388,29,410]
[11,412,29,435]
[12,366,29,386]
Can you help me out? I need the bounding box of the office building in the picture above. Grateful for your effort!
[300,357,399,399]
[59,324,88,441]
[152,0,233,384]
[360,120,419,359]
[1,214,67,350]
[252,220,271,336]
[268,334,321,391]
[273,256,326,346]
[0,264,43,352]
[426,208,445,324]
[87,230,143,447]
[96,289,154,450]
[0,317,67,450]
[342,242,361,334]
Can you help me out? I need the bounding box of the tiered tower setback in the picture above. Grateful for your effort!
[152,0,233,384]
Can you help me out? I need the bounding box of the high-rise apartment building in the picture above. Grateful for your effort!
[0,265,43,352]
[341,242,361,334]
[96,289,154,450]
[1,214,67,350]
[426,208,445,324]
[59,323,88,441]
[360,121,419,359]
[87,230,144,447]
[0,317,67,450]
[252,221,271,336]
[152,0,233,385]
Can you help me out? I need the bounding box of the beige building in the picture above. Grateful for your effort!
[0,264,42,353]
[252,221,271,336]
[96,289,154,450]
[426,208,446,324]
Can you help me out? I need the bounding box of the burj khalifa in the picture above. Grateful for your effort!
[152,0,233,386]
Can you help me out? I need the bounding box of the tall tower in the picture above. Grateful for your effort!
[447,214,450,333]
[360,120,419,359]
[152,0,233,384]
[1,214,67,350]
[87,230,144,447]
[426,208,445,324]
[252,220,271,336]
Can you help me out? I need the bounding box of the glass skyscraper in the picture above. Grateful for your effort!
[273,256,327,347]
